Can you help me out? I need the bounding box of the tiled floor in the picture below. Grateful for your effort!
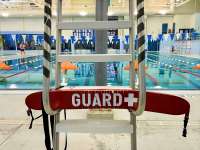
[0,90,199,150]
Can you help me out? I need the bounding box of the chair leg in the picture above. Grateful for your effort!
[130,113,137,150]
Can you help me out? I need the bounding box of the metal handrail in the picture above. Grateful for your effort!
[43,0,58,115]
[132,0,146,116]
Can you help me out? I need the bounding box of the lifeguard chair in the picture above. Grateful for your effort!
[25,0,190,150]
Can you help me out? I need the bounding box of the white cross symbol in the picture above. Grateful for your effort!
[124,93,138,107]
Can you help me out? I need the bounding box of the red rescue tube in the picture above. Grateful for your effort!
[145,92,190,116]
[25,89,190,115]
[25,88,190,137]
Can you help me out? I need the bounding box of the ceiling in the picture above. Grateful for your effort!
[0,0,198,17]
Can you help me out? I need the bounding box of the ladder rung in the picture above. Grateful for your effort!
[58,21,131,30]
[58,54,132,62]
[56,119,133,133]
[61,86,132,90]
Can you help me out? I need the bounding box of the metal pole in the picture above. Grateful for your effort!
[129,0,137,150]
[54,0,63,149]
[131,111,137,150]
[55,0,62,87]
[129,0,136,89]
[95,0,108,86]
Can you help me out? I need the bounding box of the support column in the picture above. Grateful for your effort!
[170,0,175,12]
[95,0,108,86]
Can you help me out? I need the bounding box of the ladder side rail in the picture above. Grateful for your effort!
[129,1,137,150]
[54,0,63,150]
[129,0,136,89]
[55,0,62,88]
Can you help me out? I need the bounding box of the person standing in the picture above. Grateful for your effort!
[19,42,26,55]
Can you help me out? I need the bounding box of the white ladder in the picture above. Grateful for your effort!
[43,0,146,150]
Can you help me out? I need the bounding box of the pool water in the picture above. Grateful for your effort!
[0,52,200,90]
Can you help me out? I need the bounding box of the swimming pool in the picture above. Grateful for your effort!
[0,51,200,90]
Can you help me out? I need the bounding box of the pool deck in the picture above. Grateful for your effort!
[1,50,200,62]
[0,90,199,150]
[174,53,200,59]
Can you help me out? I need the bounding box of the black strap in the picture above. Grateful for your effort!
[43,85,64,150]
[27,108,53,149]
[128,109,189,137]
[42,108,53,150]
[27,109,42,129]
[182,114,189,137]
[50,115,55,141]
[64,110,67,150]
[27,85,66,150]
